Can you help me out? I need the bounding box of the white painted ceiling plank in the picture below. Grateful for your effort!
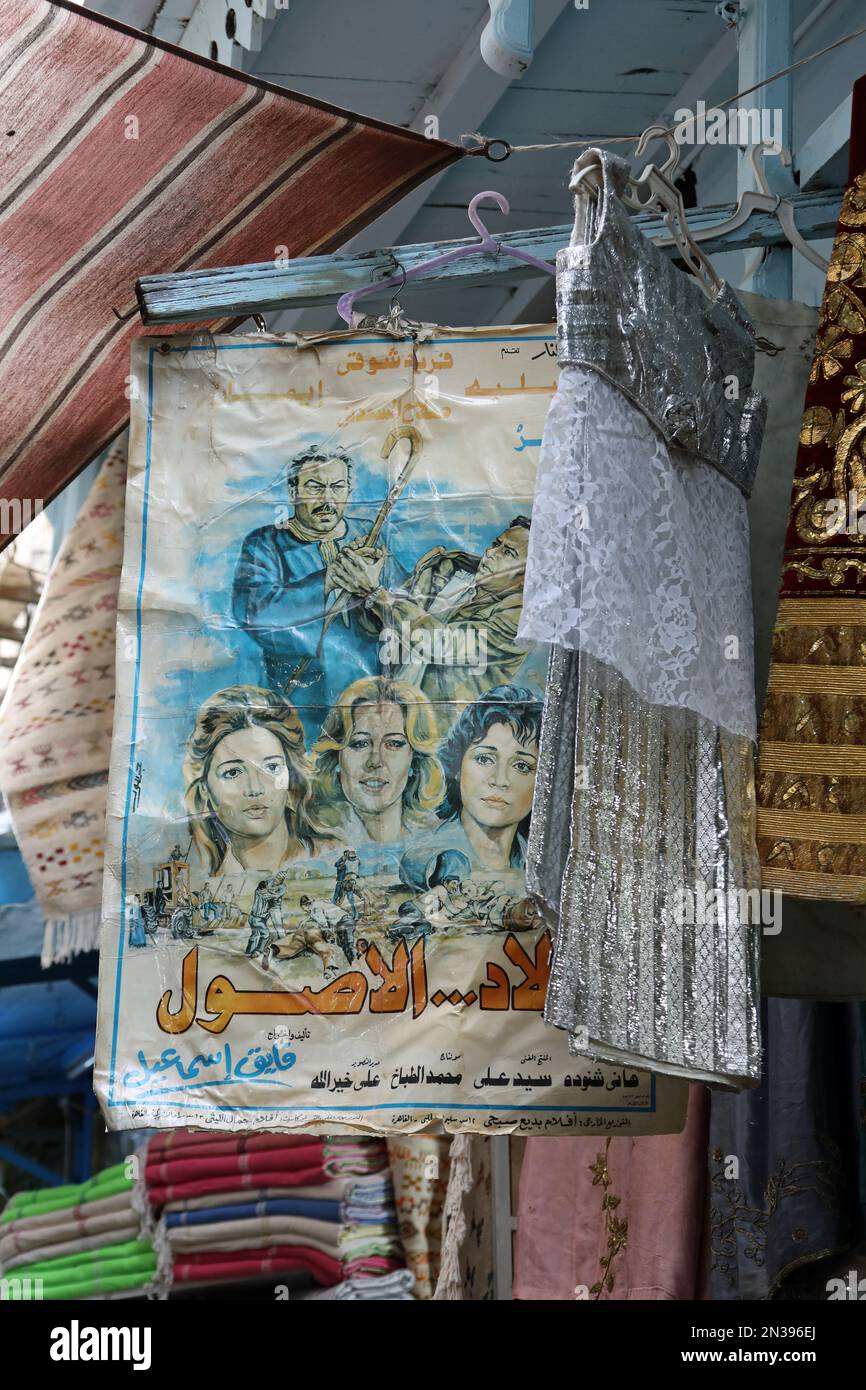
[796,93,853,188]
[268,0,572,332]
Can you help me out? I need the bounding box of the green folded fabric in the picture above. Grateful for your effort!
[20,1256,156,1291]
[2,1167,132,1224]
[23,1239,153,1280]
[3,1266,155,1301]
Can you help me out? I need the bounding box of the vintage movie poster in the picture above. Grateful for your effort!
[94,324,687,1135]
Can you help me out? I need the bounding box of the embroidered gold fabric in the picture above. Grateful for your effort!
[758,166,866,900]
[589,1139,628,1300]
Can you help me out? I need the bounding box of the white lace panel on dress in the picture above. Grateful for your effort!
[518,367,757,742]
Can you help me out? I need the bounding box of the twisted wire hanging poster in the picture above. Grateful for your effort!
[94,324,687,1135]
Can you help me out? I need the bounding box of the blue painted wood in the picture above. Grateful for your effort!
[796,94,852,190]
[0,1078,91,1105]
[738,0,794,298]
[0,950,99,989]
[136,187,843,324]
[480,0,534,78]
[71,1087,96,1184]
[0,1140,64,1185]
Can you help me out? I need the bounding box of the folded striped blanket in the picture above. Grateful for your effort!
[163,1180,346,1214]
[0,1159,156,1298]
[340,1224,403,1260]
[147,1131,319,1163]
[172,1244,342,1288]
[1,1220,140,1273]
[146,1142,322,1187]
[147,1161,327,1208]
[323,1138,389,1178]
[142,1133,406,1295]
[342,1255,405,1279]
[16,1251,156,1301]
[343,1205,396,1224]
[342,1175,398,1225]
[2,1164,131,1223]
[343,1173,394,1204]
[336,1269,415,1300]
[302,1269,416,1301]
[12,1237,157,1298]
[4,1263,156,1301]
[0,1188,132,1245]
[166,1196,341,1228]
[167,1216,341,1257]
[22,1237,153,1280]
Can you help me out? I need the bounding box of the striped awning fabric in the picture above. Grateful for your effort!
[0,0,462,547]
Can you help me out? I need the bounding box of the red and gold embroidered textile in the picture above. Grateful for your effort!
[758,75,866,901]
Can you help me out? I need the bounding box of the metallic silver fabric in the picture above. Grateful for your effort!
[526,148,765,1086]
[557,149,767,497]
[527,650,762,1088]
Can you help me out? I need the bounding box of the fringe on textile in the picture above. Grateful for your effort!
[41,908,101,967]
[432,1133,472,1301]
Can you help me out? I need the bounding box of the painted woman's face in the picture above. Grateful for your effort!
[459,720,538,830]
[205,726,289,842]
[338,702,412,818]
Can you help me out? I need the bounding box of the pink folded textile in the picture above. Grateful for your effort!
[148,1162,327,1208]
[513,1083,710,1301]
[173,1244,342,1287]
[343,1256,404,1278]
[146,1143,323,1186]
[147,1132,320,1163]
[322,1139,389,1177]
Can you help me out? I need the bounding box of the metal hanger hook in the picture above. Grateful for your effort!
[387,260,408,315]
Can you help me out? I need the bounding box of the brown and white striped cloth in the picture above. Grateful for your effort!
[0,0,462,544]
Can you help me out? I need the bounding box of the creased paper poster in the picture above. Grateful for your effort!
[94,324,688,1136]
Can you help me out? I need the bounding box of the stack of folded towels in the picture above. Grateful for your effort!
[0,1161,155,1299]
[301,1268,416,1300]
[324,1137,408,1283]
[144,1129,409,1297]
[146,1130,341,1291]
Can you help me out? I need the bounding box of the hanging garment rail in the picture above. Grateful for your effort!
[136,185,843,325]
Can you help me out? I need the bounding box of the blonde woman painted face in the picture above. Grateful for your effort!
[338,702,413,828]
[313,676,445,845]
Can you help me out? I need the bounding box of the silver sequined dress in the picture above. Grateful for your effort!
[519,150,766,1089]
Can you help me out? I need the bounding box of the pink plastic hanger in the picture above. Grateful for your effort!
[336,190,556,325]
